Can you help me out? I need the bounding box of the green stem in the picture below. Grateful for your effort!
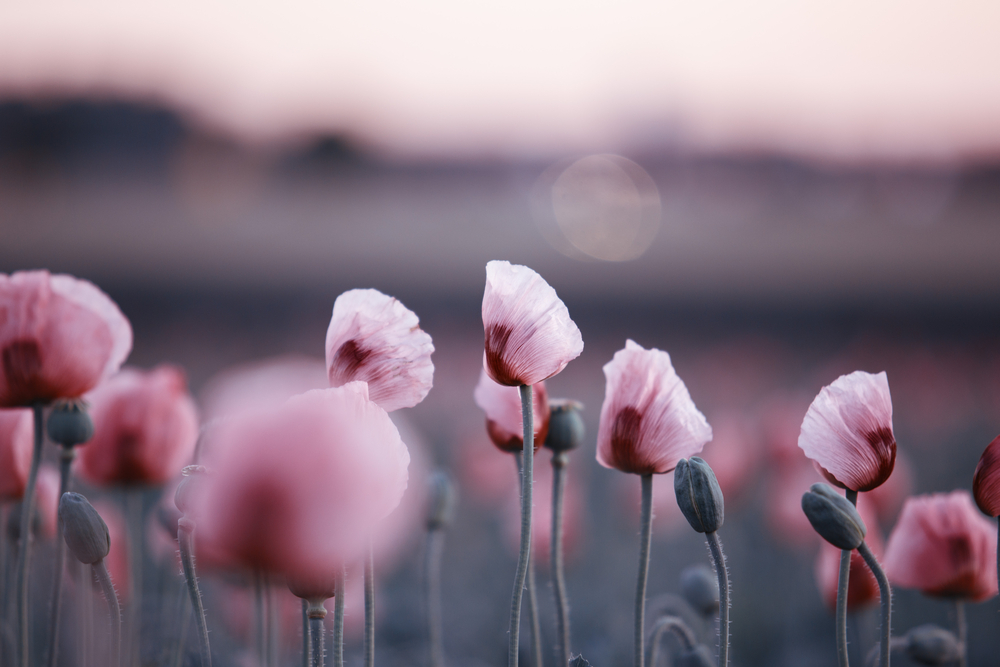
[648,615,697,667]
[46,446,75,667]
[856,542,890,667]
[178,518,212,667]
[333,568,345,667]
[514,453,543,667]
[365,544,375,667]
[955,600,966,667]
[94,559,122,667]
[636,474,654,667]
[706,532,729,667]
[508,385,534,667]
[551,452,571,667]
[836,489,859,667]
[16,403,44,667]
[425,526,446,667]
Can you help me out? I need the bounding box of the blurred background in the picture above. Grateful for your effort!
[3,1,1000,665]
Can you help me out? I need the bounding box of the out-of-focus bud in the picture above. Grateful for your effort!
[568,655,592,667]
[544,399,585,453]
[679,564,720,616]
[905,624,963,665]
[287,572,338,603]
[801,483,866,550]
[174,465,207,518]
[674,457,724,534]
[674,645,715,667]
[46,400,94,447]
[426,471,456,531]
[59,492,110,564]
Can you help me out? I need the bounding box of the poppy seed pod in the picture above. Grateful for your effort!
[674,645,715,667]
[801,483,867,550]
[426,471,457,531]
[674,457,724,534]
[46,400,94,447]
[904,625,963,666]
[544,399,585,453]
[679,564,720,616]
[59,492,110,564]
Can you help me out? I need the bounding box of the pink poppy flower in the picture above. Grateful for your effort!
[196,383,409,580]
[883,491,998,602]
[973,434,1000,517]
[481,261,583,387]
[798,371,896,492]
[326,289,434,412]
[0,408,33,500]
[76,365,199,487]
[596,340,712,475]
[33,464,60,539]
[814,497,885,609]
[473,369,549,454]
[0,271,132,407]
[200,355,327,422]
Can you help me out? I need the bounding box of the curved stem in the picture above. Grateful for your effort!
[508,385,534,667]
[333,568,345,667]
[425,528,445,667]
[954,600,966,667]
[706,532,730,667]
[46,445,75,667]
[551,452,571,667]
[365,544,375,667]
[94,559,122,667]
[635,474,654,667]
[178,518,212,667]
[856,542,891,667]
[836,489,859,667]
[648,615,697,667]
[16,403,44,667]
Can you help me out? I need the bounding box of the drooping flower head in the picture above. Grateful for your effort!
[196,383,409,579]
[482,261,583,387]
[973,434,1000,517]
[0,409,33,500]
[0,271,132,407]
[473,369,549,453]
[596,340,712,475]
[798,371,896,492]
[883,491,998,602]
[326,289,434,412]
[77,365,199,487]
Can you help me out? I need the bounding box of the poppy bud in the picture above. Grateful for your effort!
[674,457,724,534]
[905,625,963,665]
[426,471,456,531]
[679,564,720,616]
[568,656,592,667]
[59,492,110,564]
[801,483,866,550]
[544,400,585,453]
[46,401,94,447]
[674,645,715,667]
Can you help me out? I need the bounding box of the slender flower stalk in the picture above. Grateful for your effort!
[509,384,535,667]
[954,601,966,667]
[856,542,891,667]
[333,568,346,667]
[93,559,122,667]
[365,546,375,667]
[255,572,268,667]
[302,600,310,667]
[46,446,76,667]
[550,451,570,667]
[178,518,211,667]
[706,533,730,667]
[513,452,543,667]
[425,472,455,667]
[837,489,859,667]
[648,615,697,667]
[306,599,328,667]
[170,585,192,667]
[16,403,44,667]
[126,489,145,667]
[635,473,654,667]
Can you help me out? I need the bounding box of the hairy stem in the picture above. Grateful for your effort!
[170,584,192,667]
[635,474,654,667]
[955,600,966,667]
[46,446,75,667]
[308,610,326,667]
[706,532,730,667]
[333,568,345,667]
[178,518,211,667]
[856,542,890,667]
[425,527,446,667]
[16,403,44,667]
[365,544,375,667]
[836,489,859,667]
[551,452,571,667]
[514,453,543,667]
[94,559,122,667]
[508,385,534,667]
[125,488,145,667]
[648,615,697,667]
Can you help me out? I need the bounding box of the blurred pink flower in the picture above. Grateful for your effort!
[0,271,131,407]
[0,408,33,500]
[196,383,409,580]
[596,340,712,475]
[200,355,327,422]
[699,410,760,501]
[77,365,199,487]
[798,370,896,492]
[473,369,549,454]
[34,464,60,539]
[814,497,884,610]
[973,434,1000,517]
[765,462,824,547]
[884,491,998,602]
[326,289,434,412]
[481,261,583,387]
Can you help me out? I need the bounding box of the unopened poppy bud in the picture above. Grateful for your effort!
[59,492,110,564]
[679,564,720,616]
[426,471,456,531]
[801,483,866,550]
[904,625,963,665]
[674,645,715,667]
[545,399,585,452]
[46,401,94,447]
[174,465,207,518]
[675,457,724,534]
[568,655,592,667]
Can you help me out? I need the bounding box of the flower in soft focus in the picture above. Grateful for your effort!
[883,491,998,601]
[798,370,896,492]
[77,365,199,487]
[973,433,1000,517]
[326,289,434,411]
[6,464,59,540]
[196,383,409,580]
[814,497,885,609]
[698,411,760,501]
[481,260,583,387]
[0,271,132,407]
[596,340,712,475]
[200,355,327,422]
[0,408,32,500]
[473,369,549,453]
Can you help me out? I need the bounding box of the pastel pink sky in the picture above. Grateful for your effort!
[1,1,999,161]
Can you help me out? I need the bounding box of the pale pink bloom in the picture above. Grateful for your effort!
[326,289,434,412]
[481,261,583,387]
[196,383,409,580]
[866,450,915,526]
[798,371,896,492]
[200,355,328,422]
[473,369,549,453]
[814,497,884,609]
[77,365,199,486]
[884,491,998,602]
[596,340,712,475]
[0,271,132,407]
[973,433,1000,517]
[0,408,33,500]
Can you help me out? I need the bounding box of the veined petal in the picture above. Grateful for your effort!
[973,434,1000,517]
[473,369,549,453]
